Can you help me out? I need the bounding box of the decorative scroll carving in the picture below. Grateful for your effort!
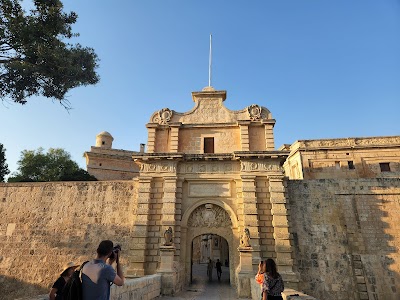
[187,204,232,228]
[240,228,251,248]
[241,161,283,172]
[154,108,173,124]
[247,104,262,121]
[163,227,173,246]
[140,162,177,173]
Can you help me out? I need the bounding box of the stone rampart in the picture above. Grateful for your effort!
[287,178,400,300]
[1,178,400,300]
[0,181,137,300]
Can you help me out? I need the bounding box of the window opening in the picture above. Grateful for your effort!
[379,162,391,172]
[348,161,355,170]
[204,137,214,154]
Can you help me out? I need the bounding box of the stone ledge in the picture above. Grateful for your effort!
[251,280,318,300]
[23,274,162,300]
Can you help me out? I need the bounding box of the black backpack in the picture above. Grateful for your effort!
[63,261,89,300]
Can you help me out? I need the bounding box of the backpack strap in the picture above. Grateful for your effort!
[78,261,90,280]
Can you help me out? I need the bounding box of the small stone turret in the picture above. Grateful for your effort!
[96,131,114,149]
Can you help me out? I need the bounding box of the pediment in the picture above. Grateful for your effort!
[149,89,273,125]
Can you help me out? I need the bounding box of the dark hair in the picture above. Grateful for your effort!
[265,258,279,279]
[60,267,73,277]
[97,240,114,256]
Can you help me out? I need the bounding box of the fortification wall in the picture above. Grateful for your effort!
[287,178,400,300]
[1,178,399,300]
[0,181,137,300]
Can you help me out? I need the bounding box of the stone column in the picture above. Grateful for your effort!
[128,177,152,276]
[158,246,177,295]
[241,175,262,262]
[236,247,254,298]
[268,175,299,288]
[238,121,250,151]
[146,124,157,153]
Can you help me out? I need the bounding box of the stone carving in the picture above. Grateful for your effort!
[240,228,251,248]
[140,162,177,173]
[187,204,232,228]
[183,100,230,124]
[241,161,283,172]
[163,227,173,246]
[149,97,273,125]
[301,136,400,149]
[178,162,240,174]
[155,108,173,124]
[247,104,262,121]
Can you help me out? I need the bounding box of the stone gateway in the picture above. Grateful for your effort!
[0,87,399,300]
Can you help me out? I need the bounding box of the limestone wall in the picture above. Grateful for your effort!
[0,181,137,300]
[287,178,400,300]
[178,127,241,153]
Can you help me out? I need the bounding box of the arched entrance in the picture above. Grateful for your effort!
[181,200,240,287]
[191,234,230,284]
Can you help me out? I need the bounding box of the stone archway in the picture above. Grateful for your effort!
[191,233,230,283]
[181,201,239,287]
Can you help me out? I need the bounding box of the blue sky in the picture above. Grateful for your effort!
[1,1,399,176]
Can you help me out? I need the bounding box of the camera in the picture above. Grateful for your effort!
[109,244,121,260]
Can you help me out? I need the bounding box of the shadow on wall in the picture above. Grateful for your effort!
[0,181,137,300]
[0,275,47,300]
[287,178,400,300]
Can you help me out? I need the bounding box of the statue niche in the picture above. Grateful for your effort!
[187,204,232,228]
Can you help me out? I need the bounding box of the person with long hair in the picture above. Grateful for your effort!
[262,258,284,300]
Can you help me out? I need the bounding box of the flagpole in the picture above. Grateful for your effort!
[209,34,212,87]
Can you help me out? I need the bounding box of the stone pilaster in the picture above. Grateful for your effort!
[239,121,250,151]
[169,124,180,152]
[240,175,261,263]
[174,178,183,258]
[268,175,299,288]
[161,175,182,259]
[264,124,275,150]
[128,177,152,276]
[146,125,157,153]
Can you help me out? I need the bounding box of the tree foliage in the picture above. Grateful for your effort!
[0,143,10,181]
[0,0,99,106]
[8,147,96,182]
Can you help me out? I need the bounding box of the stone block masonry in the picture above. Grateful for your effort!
[0,181,137,300]
[287,178,400,300]
[1,177,400,300]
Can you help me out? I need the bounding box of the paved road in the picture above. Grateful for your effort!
[160,263,242,300]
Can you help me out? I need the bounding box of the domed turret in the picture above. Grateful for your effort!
[96,131,114,149]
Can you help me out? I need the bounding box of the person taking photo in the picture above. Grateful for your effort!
[81,240,125,300]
